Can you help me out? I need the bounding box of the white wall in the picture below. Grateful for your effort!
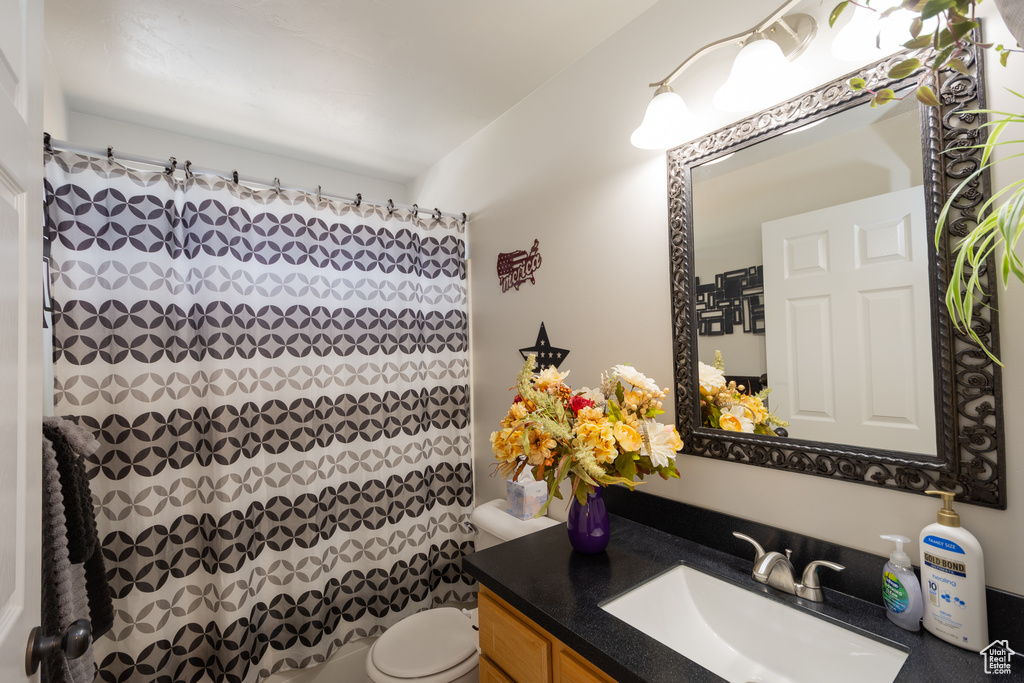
[65,111,407,203]
[411,0,1024,594]
[43,43,68,139]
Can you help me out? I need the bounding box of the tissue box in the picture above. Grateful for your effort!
[506,477,549,520]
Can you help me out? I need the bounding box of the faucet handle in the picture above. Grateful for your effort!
[732,532,766,560]
[802,560,845,587]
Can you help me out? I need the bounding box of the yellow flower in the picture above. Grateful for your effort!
[613,422,642,452]
[575,406,605,423]
[740,396,768,425]
[574,420,617,464]
[526,428,557,466]
[534,366,570,392]
[501,401,529,427]
[719,414,744,432]
[490,427,524,463]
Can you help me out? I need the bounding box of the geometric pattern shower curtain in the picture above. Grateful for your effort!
[44,149,474,683]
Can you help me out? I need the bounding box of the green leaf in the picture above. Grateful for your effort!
[916,85,941,106]
[872,88,897,107]
[921,0,955,20]
[1001,50,1011,67]
[888,58,921,80]
[903,35,934,50]
[947,58,969,75]
[849,77,867,91]
[910,17,923,38]
[950,19,979,41]
[829,1,849,28]
[902,0,928,10]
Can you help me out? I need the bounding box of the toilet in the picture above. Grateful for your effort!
[365,499,559,683]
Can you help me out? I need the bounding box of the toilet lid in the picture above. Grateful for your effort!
[372,608,477,678]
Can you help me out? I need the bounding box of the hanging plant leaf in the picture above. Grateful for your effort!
[888,58,922,79]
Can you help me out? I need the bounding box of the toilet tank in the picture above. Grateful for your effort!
[470,499,559,551]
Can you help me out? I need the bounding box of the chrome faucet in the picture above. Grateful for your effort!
[733,532,845,602]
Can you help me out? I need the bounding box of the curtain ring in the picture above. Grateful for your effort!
[386,199,395,216]
[107,146,114,162]
[432,208,442,221]
[274,177,281,193]
[184,160,193,178]
[165,157,178,175]
[355,193,362,207]
[411,203,418,217]
[461,212,467,225]
[317,185,322,202]
[232,170,239,184]
[43,132,52,153]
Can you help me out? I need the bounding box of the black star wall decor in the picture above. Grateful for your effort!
[519,322,570,370]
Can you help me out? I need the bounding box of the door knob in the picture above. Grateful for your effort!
[25,619,91,675]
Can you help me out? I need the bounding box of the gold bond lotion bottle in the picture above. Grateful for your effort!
[919,490,988,651]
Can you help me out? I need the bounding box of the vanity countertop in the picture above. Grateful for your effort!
[463,514,1000,683]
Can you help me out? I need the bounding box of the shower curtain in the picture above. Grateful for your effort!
[44,149,474,683]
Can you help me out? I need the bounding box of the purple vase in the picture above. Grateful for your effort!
[566,488,610,554]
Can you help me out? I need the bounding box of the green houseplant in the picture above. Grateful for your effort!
[831,0,1022,362]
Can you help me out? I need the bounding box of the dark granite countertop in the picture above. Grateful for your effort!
[464,513,1010,683]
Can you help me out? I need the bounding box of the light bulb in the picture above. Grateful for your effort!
[713,38,806,113]
[831,4,915,63]
[630,88,694,150]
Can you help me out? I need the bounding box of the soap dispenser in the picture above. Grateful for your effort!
[880,534,922,631]
[919,490,988,651]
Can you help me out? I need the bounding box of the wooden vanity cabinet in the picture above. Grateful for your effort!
[478,585,617,683]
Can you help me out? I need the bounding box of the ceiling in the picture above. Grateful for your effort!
[45,0,661,184]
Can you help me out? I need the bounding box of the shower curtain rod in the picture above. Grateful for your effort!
[44,134,469,225]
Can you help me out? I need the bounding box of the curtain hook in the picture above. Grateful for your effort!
[107,146,114,162]
[432,208,442,221]
[355,192,362,208]
[411,203,418,217]
[274,177,281,193]
[231,170,239,184]
[317,185,322,202]
[43,132,52,153]
[461,212,467,226]
[165,157,177,175]
[184,160,193,178]
[387,199,395,216]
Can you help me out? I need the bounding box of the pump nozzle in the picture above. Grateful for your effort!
[880,534,912,568]
[925,489,961,527]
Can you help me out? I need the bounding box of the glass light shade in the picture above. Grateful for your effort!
[630,89,693,150]
[713,38,806,113]
[831,5,915,63]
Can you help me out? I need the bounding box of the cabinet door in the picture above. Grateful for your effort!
[480,653,516,683]
[478,589,552,683]
[554,648,616,683]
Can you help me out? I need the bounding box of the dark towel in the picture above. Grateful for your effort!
[42,418,114,638]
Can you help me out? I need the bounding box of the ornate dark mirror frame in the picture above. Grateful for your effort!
[668,39,1006,508]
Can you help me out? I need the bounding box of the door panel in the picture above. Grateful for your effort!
[0,0,43,679]
[762,187,934,454]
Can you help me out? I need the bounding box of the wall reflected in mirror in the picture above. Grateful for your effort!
[691,94,937,456]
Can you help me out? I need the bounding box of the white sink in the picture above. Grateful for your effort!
[601,564,908,683]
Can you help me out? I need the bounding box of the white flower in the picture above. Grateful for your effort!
[698,362,727,391]
[640,420,683,468]
[577,386,607,409]
[610,364,660,394]
[722,406,755,433]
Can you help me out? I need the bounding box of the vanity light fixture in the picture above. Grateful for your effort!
[630,0,816,150]
[831,1,915,63]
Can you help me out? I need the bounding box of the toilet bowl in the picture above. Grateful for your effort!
[365,499,559,683]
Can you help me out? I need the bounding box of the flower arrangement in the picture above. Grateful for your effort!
[699,351,789,436]
[490,354,682,510]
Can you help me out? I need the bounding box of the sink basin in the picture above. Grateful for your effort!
[601,564,908,683]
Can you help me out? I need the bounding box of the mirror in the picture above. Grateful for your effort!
[668,43,1006,508]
